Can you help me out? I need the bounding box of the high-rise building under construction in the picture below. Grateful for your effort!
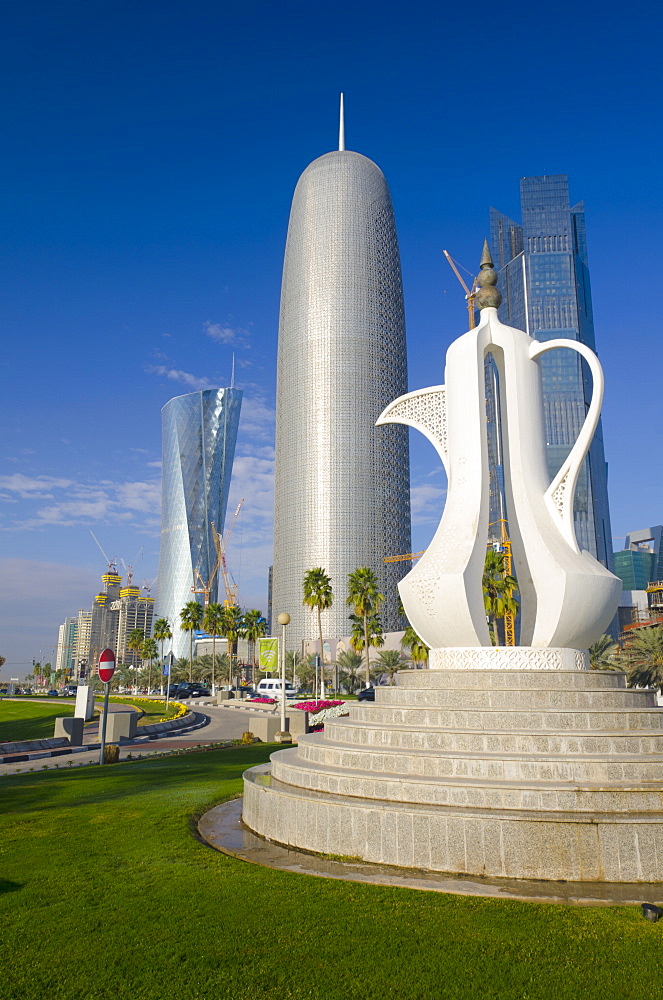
[271,101,411,644]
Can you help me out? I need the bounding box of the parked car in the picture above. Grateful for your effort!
[168,683,211,699]
[64,686,77,697]
[46,689,59,697]
[357,686,375,702]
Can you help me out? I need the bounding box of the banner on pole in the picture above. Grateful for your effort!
[258,637,278,671]
[162,662,170,676]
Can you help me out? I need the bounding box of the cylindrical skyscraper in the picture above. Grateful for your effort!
[272,122,411,645]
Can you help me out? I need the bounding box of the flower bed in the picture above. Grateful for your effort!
[292,699,348,727]
[247,696,276,705]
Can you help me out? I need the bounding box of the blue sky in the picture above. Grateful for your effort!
[1,0,661,677]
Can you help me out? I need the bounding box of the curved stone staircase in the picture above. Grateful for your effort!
[243,667,663,882]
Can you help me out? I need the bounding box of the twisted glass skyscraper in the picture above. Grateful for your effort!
[490,176,613,566]
[156,387,242,659]
[272,136,411,645]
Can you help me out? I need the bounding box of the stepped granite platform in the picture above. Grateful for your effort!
[243,660,663,883]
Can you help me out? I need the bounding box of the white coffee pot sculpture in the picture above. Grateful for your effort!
[377,246,620,650]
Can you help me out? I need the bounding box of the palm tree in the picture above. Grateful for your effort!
[589,633,620,670]
[140,637,158,693]
[346,567,384,689]
[623,626,663,692]
[221,605,246,689]
[202,602,226,695]
[285,649,305,688]
[349,612,384,677]
[126,628,145,691]
[482,549,519,646]
[153,617,172,692]
[243,609,268,688]
[398,600,429,669]
[336,649,363,695]
[303,568,333,697]
[180,601,203,681]
[376,648,408,685]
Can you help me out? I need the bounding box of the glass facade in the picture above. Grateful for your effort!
[490,176,613,566]
[155,387,242,659]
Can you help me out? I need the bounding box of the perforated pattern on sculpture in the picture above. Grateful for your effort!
[429,647,587,671]
[387,389,447,459]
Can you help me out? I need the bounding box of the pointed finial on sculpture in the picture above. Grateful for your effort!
[476,238,502,310]
[338,93,345,151]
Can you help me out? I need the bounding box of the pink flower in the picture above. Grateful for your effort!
[292,700,344,712]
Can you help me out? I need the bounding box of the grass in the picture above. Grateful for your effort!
[2,748,663,1000]
[0,694,180,744]
[0,699,75,742]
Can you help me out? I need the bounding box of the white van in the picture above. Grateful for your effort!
[256,678,298,700]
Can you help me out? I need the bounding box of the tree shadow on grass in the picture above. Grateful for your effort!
[0,879,23,894]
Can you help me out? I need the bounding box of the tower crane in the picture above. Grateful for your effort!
[191,545,223,608]
[442,250,478,330]
[212,499,244,606]
[89,530,118,573]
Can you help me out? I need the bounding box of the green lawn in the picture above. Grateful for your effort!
[0,699,75,742]
[2,746,662,1000]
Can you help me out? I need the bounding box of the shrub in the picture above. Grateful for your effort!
[103,744,120,764]
[241,731,255,744]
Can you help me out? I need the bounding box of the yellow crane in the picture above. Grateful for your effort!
[213,499,244,606]
[384,550,426,563]
[192,547,223,608]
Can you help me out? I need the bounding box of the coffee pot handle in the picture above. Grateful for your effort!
[529,338,604,553]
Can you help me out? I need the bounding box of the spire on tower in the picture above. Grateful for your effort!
[338,92,345,151]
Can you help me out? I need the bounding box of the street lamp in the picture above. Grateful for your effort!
[275,613,292,744]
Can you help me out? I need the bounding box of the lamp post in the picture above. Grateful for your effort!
[275,613,292,744]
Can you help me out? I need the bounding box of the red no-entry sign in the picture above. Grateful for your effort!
[98,648,116,684]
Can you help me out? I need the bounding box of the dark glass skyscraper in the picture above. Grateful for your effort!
[490,176,613,566]
[155,387,242,659]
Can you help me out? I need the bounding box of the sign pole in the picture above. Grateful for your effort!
[99,681,110,766]
[97,648,116,765]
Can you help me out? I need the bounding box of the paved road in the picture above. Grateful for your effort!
[0,705,256,776]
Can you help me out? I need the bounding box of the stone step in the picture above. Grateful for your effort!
[394,669,626,691]
[374,686,653,710]
[325,717,663,756]
[243,764,663,882]
[270,749,663,813]
[350,704,663,732]
[297,735,663,783]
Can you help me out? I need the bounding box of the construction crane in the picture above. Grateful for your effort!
[384,550,426,564]
[120,546,144,587]
[191,544,223,608]
[442,250,478,330]
[89,530,118,573]
[212,499,244,606]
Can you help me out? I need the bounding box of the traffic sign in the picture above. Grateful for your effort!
[98,648,116,683]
